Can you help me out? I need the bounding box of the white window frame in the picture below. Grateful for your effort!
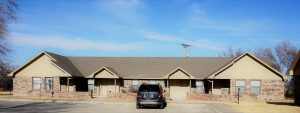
[45,77,53,91]
[195,80,203,94]
[131,80,139,92]
[250,80,261,95]
[235,80,245,94]
[88,79,95,91]
[32,77,41,90]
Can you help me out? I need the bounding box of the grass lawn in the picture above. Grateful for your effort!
[227,100,300,113]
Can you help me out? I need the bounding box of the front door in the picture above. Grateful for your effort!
[94,79,117,97]
[169,79,190,100]
[100,79,116,96]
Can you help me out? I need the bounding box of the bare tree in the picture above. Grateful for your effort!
[220,41,297,73]
[0,61,13,90]
[274,41,297,98]
[275,40,297,72]
[0,0,17,58]
[0,0,17,91]
[220,48,245,57]
[254,48,280,71]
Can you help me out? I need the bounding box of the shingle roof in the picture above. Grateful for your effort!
[44,52,83,77]
[44,51,275,79]
[66,56,233,79]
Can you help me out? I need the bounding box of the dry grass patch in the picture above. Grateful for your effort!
[227,100,300,113]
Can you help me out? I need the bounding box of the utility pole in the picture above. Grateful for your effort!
[181,43,191,57]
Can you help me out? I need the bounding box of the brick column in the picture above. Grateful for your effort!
[230,79,236,95]
[245,80,251,94]
[53,77,61,91]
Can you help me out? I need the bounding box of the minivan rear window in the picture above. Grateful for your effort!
[138,85,160,92]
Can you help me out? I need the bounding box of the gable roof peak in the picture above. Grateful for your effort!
[207,52,286,81]
[8,51,72,77]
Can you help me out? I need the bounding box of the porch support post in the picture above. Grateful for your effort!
[190,79,192,93]
[211,80,214,94]
[118,79,121,93]
[114,79,117,93]
[67,77,70,92]
[167,79,170,92]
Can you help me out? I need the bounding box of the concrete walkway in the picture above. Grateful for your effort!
[208,103,241,113]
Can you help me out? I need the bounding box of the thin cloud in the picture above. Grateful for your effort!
[186,4,274,35]
[10,33,144,51]
[143,32,185,42]
[142,31,224,51]
[192,39,225,51]
[96,0,147,23]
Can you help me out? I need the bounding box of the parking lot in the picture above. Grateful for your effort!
[0,100,240,113]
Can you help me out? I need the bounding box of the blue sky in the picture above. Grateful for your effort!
[8,0,300,65]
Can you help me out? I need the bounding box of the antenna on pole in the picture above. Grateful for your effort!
[181,43,191,57]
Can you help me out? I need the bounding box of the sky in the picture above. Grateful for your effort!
[8,0,300,65]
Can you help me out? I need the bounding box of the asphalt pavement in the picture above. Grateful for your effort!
[0,100,240,113]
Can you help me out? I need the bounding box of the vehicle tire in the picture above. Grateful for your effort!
[136,104,141,109]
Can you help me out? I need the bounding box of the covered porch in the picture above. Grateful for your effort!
[164,67,205,100]
[87,67,120,97]
[186,79,234,102]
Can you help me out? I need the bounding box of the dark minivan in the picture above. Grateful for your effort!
[136,84,166,109]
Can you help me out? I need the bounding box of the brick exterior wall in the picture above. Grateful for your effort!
[107,91,170,100]
[107,79,169,99]
[13,76,90,99]
[107,92,136,100]
[13,77,284,101]
[230,79,284,101]
[258,80,284,100]
[122,79,167,93]
[13,78,170,99]
[187,79,284,101]
[187,93,234,101]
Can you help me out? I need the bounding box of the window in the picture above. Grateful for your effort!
[88,79,94,91]
[45,77,53,90]
[235,80,245,94]
[32,77,41,90]
[148,80,156,84]
[138,85,160,92]
[131,80,139,92]
[195,80,203,94]
[250,80,261,95]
